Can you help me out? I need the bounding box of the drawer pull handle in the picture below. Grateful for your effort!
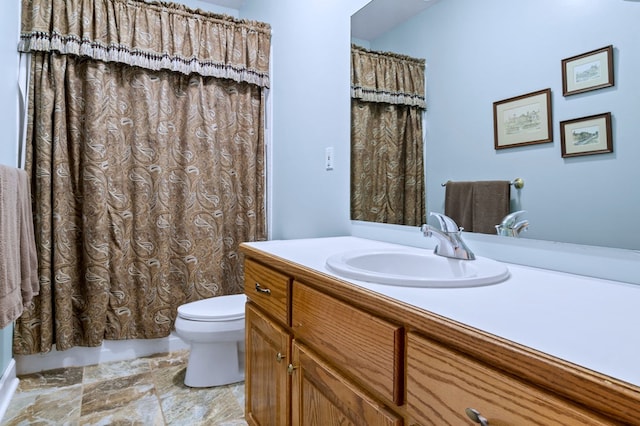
[255,282,271,295]
[276,352,285,363]
[465,408,489,425]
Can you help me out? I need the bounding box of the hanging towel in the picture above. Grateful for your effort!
[445,180,510,235]
[0,164,39,329]
[444,181,474,233]
[472,181,511,234]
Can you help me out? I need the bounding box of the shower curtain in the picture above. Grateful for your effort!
[350,45,426,226]
[13,0,270,354]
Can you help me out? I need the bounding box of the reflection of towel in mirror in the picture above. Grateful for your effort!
[0,165,39,329]
[445,181,510,235]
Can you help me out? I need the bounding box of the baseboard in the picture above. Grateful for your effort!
[0,359,19,422]
[15,332,189,375]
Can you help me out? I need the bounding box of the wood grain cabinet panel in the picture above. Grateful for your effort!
[406,332,616,426]
[291,341,402,426]
[240,244,638,426]
[292,281,403,405]
[245,303,291,426]
[244,258,291,326]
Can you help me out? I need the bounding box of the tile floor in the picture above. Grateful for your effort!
[1,350,247,425]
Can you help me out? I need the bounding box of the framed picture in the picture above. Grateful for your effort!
[493,88,552,149]
[561,45,614,96]
[560,112,612,158]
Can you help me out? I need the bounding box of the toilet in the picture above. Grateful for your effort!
[174,294,246,387]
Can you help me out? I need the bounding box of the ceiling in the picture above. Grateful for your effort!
[351,0,439,41]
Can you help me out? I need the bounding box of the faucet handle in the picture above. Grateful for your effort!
[430,212,461,233]
[499,210,527,228]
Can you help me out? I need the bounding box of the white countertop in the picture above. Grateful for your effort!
[244,236,640,388]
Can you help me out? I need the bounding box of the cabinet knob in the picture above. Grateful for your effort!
[276,352,285,363]
[465,408,489,425]
[287,364,297,375]
[255,282,271,295]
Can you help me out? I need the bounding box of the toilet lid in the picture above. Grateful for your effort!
[177,294,246,321]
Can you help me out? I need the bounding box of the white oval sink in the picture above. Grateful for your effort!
[325,248,509,288]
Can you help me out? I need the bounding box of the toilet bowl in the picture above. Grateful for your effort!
[174,294,246,388]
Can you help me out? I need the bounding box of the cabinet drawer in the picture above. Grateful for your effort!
[244,258,290,326]
[406,332,614,425]
[292,281,403,405]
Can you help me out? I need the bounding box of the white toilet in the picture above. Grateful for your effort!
[174,294,246,387]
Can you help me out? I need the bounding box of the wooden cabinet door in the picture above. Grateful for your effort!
[245,302,291,426]
[291,341,402,426]
[292,281,403,405]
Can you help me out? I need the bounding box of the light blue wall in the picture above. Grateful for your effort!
[0,0,20,378]
[241,0,639,284]
[242,0,369,240]
[369,0,640,250]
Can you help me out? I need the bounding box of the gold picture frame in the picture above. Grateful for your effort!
[560,112,612,158]
[493,88,553,149]
[561,45,614,96]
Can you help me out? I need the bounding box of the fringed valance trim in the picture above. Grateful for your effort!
[19,32,270,87]
[20,0,271,88]
[351,44,426,109]
[351,86,427,109]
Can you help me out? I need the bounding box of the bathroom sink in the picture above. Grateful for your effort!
[325,248,509,288]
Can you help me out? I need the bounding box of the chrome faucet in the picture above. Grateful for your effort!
[420,212,475,260]
[495,210,529,237]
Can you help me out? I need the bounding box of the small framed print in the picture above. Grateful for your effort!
[562,45,614,96]
[560,112,612,158]
[493,88,553,149]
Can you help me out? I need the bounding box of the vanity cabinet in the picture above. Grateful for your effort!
[245,302,291,426]
[241,244,640,426]
[244,258,403,425]
[244,258,292,426]
[406,332,614,425]
[292,281,403,406]
[291,341,402,426]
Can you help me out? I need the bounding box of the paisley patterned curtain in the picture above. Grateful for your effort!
[351,45,426,226]
[14,0,270,354]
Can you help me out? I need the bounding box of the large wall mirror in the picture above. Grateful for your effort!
[351,0,640,250]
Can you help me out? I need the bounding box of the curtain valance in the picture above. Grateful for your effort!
[19,0,271,87]
[351,44,426,109]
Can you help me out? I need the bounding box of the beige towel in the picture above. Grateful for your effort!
[0,165,39,329]
[445,180,510,235]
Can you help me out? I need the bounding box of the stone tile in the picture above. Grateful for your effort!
[150,363,189,396]
[77,392,164,426]
[16,367,84,393]
[153,365,245,426]
[80,372,161,424]
[230,382,245,410]
[1,384,82,426]
[4,352,246,426]
[83,357,152,384]
[215,421,248,426]
[147,349,189,370]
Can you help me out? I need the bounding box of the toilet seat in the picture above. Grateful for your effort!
[177,294,246,321]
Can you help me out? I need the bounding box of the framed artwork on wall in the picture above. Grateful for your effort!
[560,112,612,158]
[493,88,553,149]
[561,45,614,96]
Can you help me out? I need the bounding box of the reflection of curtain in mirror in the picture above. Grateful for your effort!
[14,0,270,354]
[351,45,426,226]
